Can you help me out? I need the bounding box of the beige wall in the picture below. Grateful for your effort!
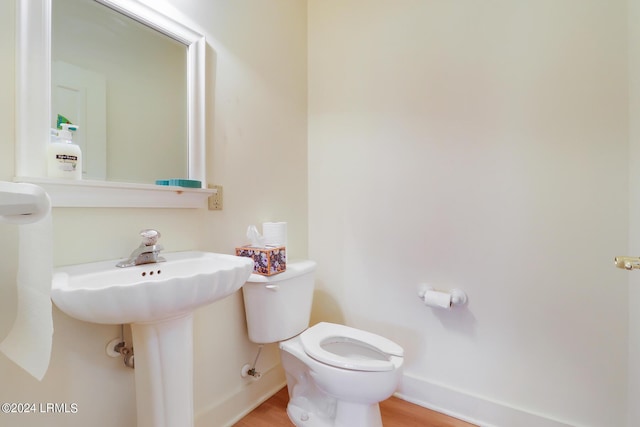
[0,1,307,426]
[308,1,629,426]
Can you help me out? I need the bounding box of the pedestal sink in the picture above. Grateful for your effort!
[51,251,253,427]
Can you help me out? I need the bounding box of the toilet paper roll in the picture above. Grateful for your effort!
[422,290,452,309]
[0,184,53,381]
[262,222,287,247]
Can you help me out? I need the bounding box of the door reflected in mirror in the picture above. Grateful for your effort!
[52,0,188,184]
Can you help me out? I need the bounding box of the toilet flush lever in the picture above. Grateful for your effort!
[265,284,279,291]
[614,256,640,270]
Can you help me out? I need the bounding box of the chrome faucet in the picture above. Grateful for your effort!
[116,229,166,268]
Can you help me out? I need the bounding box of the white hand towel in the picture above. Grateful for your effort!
[0,185,53,381]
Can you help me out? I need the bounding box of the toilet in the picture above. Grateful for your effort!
[242,260,404,427]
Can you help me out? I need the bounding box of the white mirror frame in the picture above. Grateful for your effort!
[15,0,215,208]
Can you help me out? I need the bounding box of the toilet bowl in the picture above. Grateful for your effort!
[280,322,403,427]
[242,261,404,427]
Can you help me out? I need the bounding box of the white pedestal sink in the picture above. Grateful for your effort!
[51,251,254,427]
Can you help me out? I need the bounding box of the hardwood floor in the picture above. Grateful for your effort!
[233,387,477,427]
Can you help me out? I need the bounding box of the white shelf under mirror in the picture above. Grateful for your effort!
[15,177,217,209]
[15,0,208,208]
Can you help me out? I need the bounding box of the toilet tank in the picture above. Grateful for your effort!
[242,260,316,344]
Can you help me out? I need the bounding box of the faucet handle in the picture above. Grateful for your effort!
[140,229,161,246]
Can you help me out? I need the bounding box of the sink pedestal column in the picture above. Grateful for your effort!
[131,313,194,427]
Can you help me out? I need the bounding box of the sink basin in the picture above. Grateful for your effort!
[51,250,253,324]
[50,250,254,427]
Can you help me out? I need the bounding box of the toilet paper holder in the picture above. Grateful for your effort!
[417,284,468,308]
[0,181,50,223]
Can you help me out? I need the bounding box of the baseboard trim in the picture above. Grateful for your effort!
[397,373,576,427]
[197,367,581,427]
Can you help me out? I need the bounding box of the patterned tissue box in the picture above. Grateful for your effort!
[235,246,286,276]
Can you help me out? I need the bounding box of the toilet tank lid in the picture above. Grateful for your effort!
[245,259,316,284]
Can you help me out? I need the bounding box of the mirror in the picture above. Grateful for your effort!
[52,0,188,183]
[15,0,208,207]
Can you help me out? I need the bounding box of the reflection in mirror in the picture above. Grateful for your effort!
[52,0,188,184]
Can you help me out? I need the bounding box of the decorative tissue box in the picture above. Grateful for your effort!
[235,246,286,276]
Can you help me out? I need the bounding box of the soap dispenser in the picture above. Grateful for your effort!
[47,123,82,180]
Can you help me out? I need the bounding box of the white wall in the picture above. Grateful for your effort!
[0,1,307,426]
[308,1,629,426]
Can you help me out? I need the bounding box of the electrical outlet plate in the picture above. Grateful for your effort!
[208,185,223,210]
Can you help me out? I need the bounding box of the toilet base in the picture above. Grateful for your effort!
[287,399,329,427]
[334,401,383,427]
[287,398,383,427]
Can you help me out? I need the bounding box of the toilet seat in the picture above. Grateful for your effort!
[300,322,404,372]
